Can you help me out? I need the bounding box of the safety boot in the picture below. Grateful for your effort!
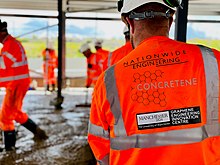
[3,130,16,151]
[46,84,50,91]
[21,118,48,141]
[51,84,56,92]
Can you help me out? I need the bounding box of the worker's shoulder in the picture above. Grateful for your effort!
[112,43,131,54]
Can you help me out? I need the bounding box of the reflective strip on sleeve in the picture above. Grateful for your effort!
[110,127,203,150]
[2,52,16,62]
[12,60,28,67]
[0,56,6,69]
[104,66,127,137]
[107,52,112,68]
[97,154,109,165]
[2,50,28,68]
[88,121,110,140]
[17,40,26,61]
[198,45,220,136]
[0,73,29,82]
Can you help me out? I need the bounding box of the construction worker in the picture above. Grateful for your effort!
[0,20,48,151]
[94,39,110,70]
[42,43,58,92]
[88,0,220,164]
[80,43,102,88]
[103,25,133,71]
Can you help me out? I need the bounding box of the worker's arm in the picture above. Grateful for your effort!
[88,76,111,164]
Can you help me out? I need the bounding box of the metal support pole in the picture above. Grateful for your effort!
[174,0,189,42]
[50,0,66,109]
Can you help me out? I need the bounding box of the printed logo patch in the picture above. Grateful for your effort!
[136,106,201,130]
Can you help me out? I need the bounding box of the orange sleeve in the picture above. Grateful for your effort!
[88,74,111,162]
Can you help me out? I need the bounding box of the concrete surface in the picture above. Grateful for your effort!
[0,88,96,165]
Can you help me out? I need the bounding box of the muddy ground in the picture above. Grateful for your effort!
[0,88,96,165]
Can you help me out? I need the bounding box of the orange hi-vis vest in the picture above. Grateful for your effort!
[96,48,109,61]
[0,35,30,87]
[96,48,110,71]
[104,41,133,71]
[86,53,102,87]
[88,36,220,165]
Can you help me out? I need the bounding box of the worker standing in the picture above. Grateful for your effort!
[42,43,58,92]
[103,25,133,71]
[94,39,110,71]
[0,20,48,151]
[80,43,102,88]
[88,0,220,164]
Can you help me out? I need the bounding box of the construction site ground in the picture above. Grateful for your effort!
[0,87,96,165]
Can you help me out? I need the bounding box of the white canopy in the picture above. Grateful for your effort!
[0,0,219,16]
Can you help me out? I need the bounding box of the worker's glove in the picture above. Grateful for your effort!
[88,63,93,68]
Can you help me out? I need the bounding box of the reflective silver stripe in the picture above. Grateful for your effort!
[88,121,109,140]
[0,56,6,69]
[0,73,29,82]
[2,51,28,68]
[97,154,109,165]
[107,52,112,68]
[198,45,220,136]
[110,127,204,150]
[2,52,16,62]
[12,60,28,67]
[17,40,26,62]
[91,77,98,80]
[104,66,127,137]
[88,70,97,73]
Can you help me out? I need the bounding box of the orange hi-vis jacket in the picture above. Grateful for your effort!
[96,48,110,71]
[42,48,58,85]
[86,53,102,87]
[0,35,30,87]
[88,36,220,165]
[96,48,109,61]
[0,35,30,131]
[103,41,133,71]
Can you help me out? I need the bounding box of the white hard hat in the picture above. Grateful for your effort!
[123,25,129,34]
[94,39,103,47]
[80,43,90,53]
[120,0,181,14]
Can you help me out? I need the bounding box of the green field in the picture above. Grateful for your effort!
[20,38,124,58]
[20,38,220,58]
[188,39,220,51]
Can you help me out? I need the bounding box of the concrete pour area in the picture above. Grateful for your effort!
[0,88,96,165]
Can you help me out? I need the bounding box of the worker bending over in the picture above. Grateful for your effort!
[80,43,102,88]
[94,39,110,71]
[0,20,48,151]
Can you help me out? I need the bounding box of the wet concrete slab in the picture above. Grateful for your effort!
[0,88,96,165]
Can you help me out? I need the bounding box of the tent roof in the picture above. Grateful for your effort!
[0,0,219,16]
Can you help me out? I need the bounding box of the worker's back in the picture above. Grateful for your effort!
[89,36,220,165]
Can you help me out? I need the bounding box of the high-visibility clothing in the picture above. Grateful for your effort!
[96,48,110,71]
[42,48,58,85]
[103,41,133,71]
[96,48,109,61]
[0,35,30,87]
[88,36,220,165]
[0,80,30,131]
[86,53,102,87]
[0,35,30,131]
